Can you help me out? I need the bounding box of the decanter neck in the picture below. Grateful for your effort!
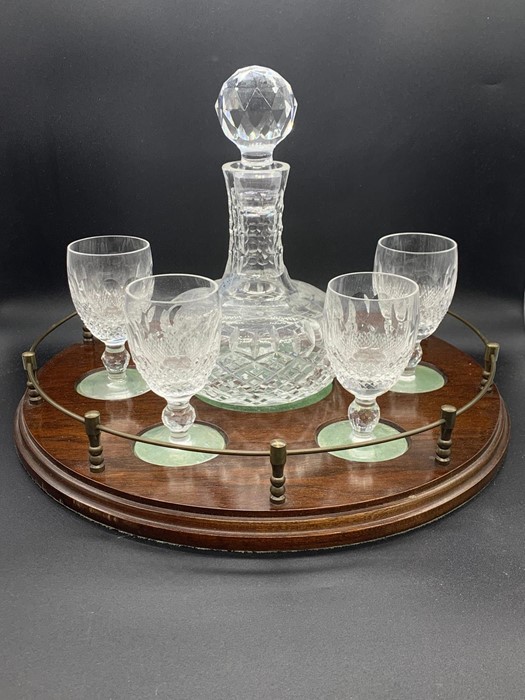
[221,162,290,283]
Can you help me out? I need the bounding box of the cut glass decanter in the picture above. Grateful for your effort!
[200,66,333,410]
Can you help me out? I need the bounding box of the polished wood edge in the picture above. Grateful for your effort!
[14,395,510,552]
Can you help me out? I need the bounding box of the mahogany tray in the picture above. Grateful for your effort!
[14,332,509,552]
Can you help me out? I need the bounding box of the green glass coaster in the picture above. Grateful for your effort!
[316,420,409,463]
[390,364,446,394]
[134,423,226,467]
[76,368,150,401]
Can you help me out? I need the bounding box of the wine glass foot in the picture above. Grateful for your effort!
[390,364,446,394]
[75,368,150,401]
[316,420,409,463]
[134,423,226,467]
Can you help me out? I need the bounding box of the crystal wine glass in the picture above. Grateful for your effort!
[124,274,224,467]
[317,272,419,463]
[374,232,458,393]
[67,235,152,400]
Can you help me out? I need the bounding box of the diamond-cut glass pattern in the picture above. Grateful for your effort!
[374,234,458,341]
[67,237,152,345]
[323,274,419,400]
[201,282,333,408]
[202,67,332,409]
[126,286,221,402]
[216,65,297,161]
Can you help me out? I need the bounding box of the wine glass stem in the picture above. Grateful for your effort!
[101,344,130,382]
[162,401,196,443]
[348,397,380,441]
[402,341,423,379]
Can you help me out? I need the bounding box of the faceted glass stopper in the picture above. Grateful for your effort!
[215,65,297,166]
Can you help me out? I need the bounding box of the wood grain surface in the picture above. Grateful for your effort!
[14,335,510,551]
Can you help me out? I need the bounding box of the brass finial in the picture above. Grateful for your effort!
[435,404,457,465]
[22,351,42,405]
[481,342,500,391]
[84,410,105,473]
[269,439,287,505]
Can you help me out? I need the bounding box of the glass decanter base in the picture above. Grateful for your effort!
[199,280,333,411]
[316,421,409,463]
[199,382,333,413]
[134,423,225,467]
[390,364,445,394]
[75,368,150,401]
[199,358,332,412]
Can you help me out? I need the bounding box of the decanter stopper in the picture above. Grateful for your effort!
[215,65,298,167]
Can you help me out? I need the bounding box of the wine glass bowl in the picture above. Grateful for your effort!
[374,232,458,393]
[67,235,153,400]
[124,273,224,467]
[317,272,419,463]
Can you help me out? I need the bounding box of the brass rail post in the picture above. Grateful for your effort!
[481,342,500,392]
[269,439,287,504]
[82,325,93,342]
[435,405,457,466]
[22,351,42,405]
[85,410,105,473]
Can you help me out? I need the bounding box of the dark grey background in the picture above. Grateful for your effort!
[1,1,524,698]
[2,0,525,298]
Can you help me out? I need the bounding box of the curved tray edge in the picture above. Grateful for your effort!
[14,394,510,552]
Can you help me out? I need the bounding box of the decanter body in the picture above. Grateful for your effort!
[200,66,332,410]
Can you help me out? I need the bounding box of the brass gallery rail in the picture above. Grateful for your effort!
[21,310,500,505]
